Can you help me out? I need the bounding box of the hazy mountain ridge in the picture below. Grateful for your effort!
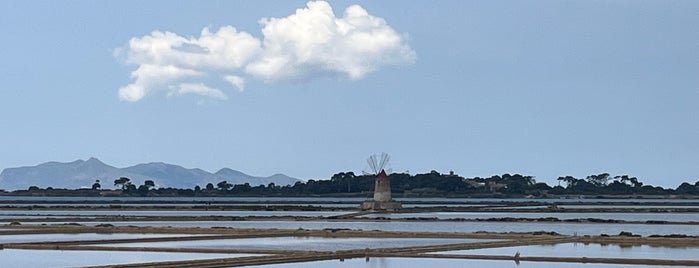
[215,168,299,187]
[0,158,300,190]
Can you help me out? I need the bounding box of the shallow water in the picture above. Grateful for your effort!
[402,204,491,208]
[0,210,349,219]
[97,237,491,251]
[558,205,699,209]
[2,196,698,267]
[252,257,698,268]
[2,196,698,204]
[0,203,361,208]
[0,196,367,203]
[0,249,250,268]
[18,220,699,236]
[0,233,196,243]
[365,212,699,222]
[5,209,697,223]
[435,243,699,260]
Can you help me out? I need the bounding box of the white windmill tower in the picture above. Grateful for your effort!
[361,153,402,210]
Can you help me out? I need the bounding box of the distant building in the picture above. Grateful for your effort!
[464,179,485,188]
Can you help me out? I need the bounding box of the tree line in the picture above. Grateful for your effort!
[8,171,699,197]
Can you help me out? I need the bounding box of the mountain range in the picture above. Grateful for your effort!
[0,158,300,190]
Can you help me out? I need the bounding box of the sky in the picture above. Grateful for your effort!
[1,1,698,188]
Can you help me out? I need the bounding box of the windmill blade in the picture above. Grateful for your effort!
[378,153,390,171]
[367,154,378,174]
[361,170,373,176]
[385,168,393,174]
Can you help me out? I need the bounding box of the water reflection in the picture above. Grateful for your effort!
[0,210,348,218]
[0,249,248,268]
[13,220,699,236]
[252,257,693,268]
[3,196,699,204]
[0,233,197,243]
[96,237,492,251]
[436,243,699,260]
[364,212,699,222]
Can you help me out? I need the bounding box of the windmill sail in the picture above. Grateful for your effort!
[364,153,392,175]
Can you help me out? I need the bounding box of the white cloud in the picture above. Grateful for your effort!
[118,64,203,101]
[168,83,228,100]
[224,75,245,91]
[117,1,415,101]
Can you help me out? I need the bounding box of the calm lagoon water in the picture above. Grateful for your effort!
[4,210,697,223]
[40,220,699,236]
[253,257,698,268]
[435,243,699,261]
[365,212,699,222]
[97,237,491,251]
[0,196,367,203]
[0,210,348,219]
[2,196,699,204]
[0,202,360,208]
[558,205,699,209]
[0,249,249,268]
[0,233,196,243]
[2,197,698,267]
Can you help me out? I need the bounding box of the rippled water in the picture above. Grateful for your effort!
[0,233,197,243]
[557,205,699,209]
[252,257,696,268]
[97,237,492,251]
[4,210,697,224]
[364,212,699,222]
[0,210,348,219]
[435,243,699,260]
[0,249,249,268]
[2,196,698,267]
[2,196,698,204]
[13,220,698,236]
[0,196,367,203]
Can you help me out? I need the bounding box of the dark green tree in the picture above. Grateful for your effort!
[114,177,131,190]
[92,180,101,190]
[557,176,577,188]
[586,173,610,187]
[676,182,699,195]
[205,183,215,191]
[217,181,232,191]
[143,180,155,189]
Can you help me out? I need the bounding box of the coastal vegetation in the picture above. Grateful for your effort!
[2,171,698,198]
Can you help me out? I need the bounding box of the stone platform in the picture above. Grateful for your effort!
[360,200,402,211]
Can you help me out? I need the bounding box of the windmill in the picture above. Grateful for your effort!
[363,153,393,202]
[360,153,402,210]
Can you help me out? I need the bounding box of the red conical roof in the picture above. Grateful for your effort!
[377,169,388,178]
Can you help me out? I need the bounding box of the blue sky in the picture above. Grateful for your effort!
[1,1,697,187]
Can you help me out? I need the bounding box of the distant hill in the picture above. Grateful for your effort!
[0,158,300,190]
[215,168,299,187]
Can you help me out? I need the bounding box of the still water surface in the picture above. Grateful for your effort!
[0,210,347,218]
[0,233,196,243]
[3,210,697,222]
[2,196,699,204]
[0,249,249,268]
[365,212,699,222]
[253,257,698,268]
[97,237,491,251]
[14,220,698,236]
[436,243,699,260]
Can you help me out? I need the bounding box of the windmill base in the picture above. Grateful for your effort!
[360,200,402,211]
